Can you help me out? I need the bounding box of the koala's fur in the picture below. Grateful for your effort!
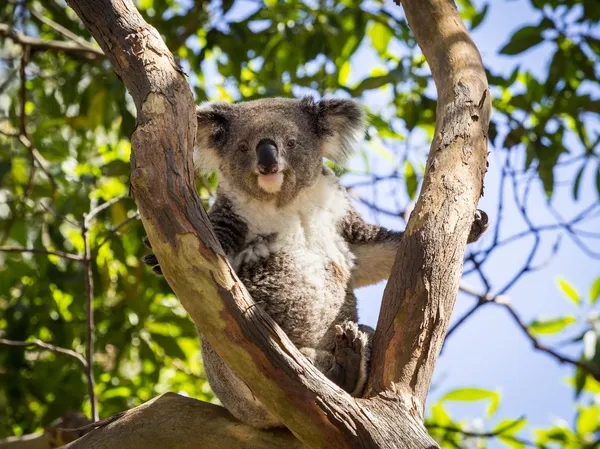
[143,97,488,428]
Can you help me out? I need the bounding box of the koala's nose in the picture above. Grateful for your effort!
[256,139,279,175]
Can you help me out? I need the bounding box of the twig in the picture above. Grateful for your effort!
[19,45,29,136]
[85,194,127,224]
[0,246,83,261]
[501,302,600,382]
[28,7,98,51]
[0,338,87,368]
[427,417,533,446]
[81,211,98,422]
[19,134,58,202]
[444,282,495,342]
[92,213,140,255]
[0,23,105,60]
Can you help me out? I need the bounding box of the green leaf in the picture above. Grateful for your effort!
[470,3,489,30]
[493,418,527,435]
[368,21,393,55]
[404,160,418,200]
[572,165,585,201]
[338,61,351,86]
[500,26,545,55]
[442,387,495,402]
[576,404,599,435]
[430,402,452,426]
[528,316,576,335]
[441,388,500,416]
[557,278,580,305]
[574,368,587,399]
[150,333,187,360]
[498,436,527,449]
[101,386,132,400]
[590,277,600,304]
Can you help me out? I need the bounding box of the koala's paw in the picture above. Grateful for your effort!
[233,235,271,270]
[141,236,163,276]
[467,209,489,244]
[333,321,371,396]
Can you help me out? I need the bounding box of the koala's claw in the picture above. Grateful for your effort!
[333,321,370,396]
[141,236,163,276]
[142,254,158,266]
[467,209,489,244]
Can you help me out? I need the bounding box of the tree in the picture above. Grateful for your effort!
[1,0,598,448]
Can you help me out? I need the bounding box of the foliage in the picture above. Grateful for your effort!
[0,0,598,446]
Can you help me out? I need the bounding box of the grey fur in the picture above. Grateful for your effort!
[143,97,488,428]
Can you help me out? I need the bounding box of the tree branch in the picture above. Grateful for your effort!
[501,302,600,382]
[367,0,491,416]
[63,393,307,449]
[0,338,88,368]
[81,208,98,422]
[0,247,82,261]
[0,23,104,60]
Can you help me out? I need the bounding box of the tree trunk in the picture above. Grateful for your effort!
[63,0,490,447]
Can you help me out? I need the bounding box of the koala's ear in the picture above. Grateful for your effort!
[194,102,231,175]
[302,97,366,164]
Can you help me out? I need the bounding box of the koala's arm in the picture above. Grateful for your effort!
[339,208,403,289]
[207,196,248,259]
[340,205,489,289]
[142,195,248,273]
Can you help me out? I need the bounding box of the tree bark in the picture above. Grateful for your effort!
[63,0,490,447]
[62,393,307,449]
[366,0,491,417]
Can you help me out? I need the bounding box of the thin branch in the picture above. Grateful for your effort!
[444,282,495,342]
[19,45,28,137]
[445,300,485,340]
[0,23,105,60]
[0,338,88,368]
[19,134,58,202]
[92,213,140,255]
[28,6,98,51]
[427,417,533,446]
[85,194,127,224]
[81,212,98,422]
[501,302,600,382]
[0,246,83,261]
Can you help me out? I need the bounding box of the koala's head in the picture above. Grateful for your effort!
[193,97,365,205]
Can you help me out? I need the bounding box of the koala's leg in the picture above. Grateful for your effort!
[201,337,282,429]
[300,322,373,397]
[341,207,489,288]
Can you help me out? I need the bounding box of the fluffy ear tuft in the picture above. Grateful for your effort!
[193,102,231,175]
[302,97,366,164]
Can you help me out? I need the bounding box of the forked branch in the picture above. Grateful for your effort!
[64,0,489,447]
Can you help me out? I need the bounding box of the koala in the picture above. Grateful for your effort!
[142,97,488,428]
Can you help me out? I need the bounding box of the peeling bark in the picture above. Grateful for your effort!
[63,0,490,447]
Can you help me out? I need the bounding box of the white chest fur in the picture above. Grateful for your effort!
[226,174,355,287]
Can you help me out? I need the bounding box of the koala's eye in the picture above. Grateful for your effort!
[239,143,250,153]
[286,139,296,149]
